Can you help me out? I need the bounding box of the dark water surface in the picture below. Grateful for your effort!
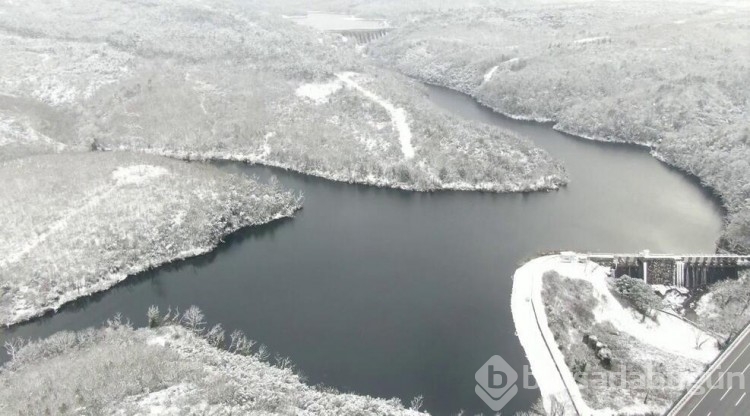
[0,85,724,415]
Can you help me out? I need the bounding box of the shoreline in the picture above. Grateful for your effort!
[417,73,732,221]
[105,146,566,194]
[412,79,731,252]
[3,206,301,328]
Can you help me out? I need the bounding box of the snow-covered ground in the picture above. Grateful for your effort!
[0,33,132,108]
[694,292,718,318]
[0,0,568,194]
[5,165,169,268]
[0,319,425,415]
[0,110,71,162]
[0,152,302,326]
[370,1,750,252]
[578,265,719,364]
[0,113,66,151]
[295,80,343,104]
[482,65,499,83]
[512,255,720,415]
[336,72,415,159]
[111,164,170,185]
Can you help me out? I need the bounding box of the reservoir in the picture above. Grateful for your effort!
[285,12,389,31]
[0,85,724,415]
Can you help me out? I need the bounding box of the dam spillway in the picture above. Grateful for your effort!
[578,251,750,288]
[334,28,393,43]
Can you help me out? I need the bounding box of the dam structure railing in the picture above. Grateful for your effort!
[565,251,750,288]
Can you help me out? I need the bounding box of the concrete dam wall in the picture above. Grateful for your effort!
[571,251,750,288]
[334,28,393,43]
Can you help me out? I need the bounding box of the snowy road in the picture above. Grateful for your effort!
[511,256,585,415]
[335,72,415,159]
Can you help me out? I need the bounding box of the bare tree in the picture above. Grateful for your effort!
[693,326,710,349]
[206,324,226,349]
[228,330,256,355]
[275,354,295,371]
[409,395,424,411]
[181,305,206,334]
[4,337,26,361]
[147,305,160,328]
[256,344,270,361]
[106,312,131,329]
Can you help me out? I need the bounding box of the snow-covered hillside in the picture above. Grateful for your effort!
[0,0,566,193]
[0,313,425,415]
[0,152,302,325]
[370,1,750,252]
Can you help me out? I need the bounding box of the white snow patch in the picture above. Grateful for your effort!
[111,384,200,416]
[483,65,499,82]
[503,57,520,66]
[112,165,169,185]
[335,72,415,159]
[295,80,342,104]
[147,334,170,347]
[538,257,719,363]
[587,271,718,364]
[694,292,719,318]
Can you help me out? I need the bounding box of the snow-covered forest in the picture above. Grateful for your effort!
[0,152,301,325]
[0,307,425,415]
[366,0,750,252]
[695,270,750,345]
[2,0,748,413]
[0,0,566,192]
